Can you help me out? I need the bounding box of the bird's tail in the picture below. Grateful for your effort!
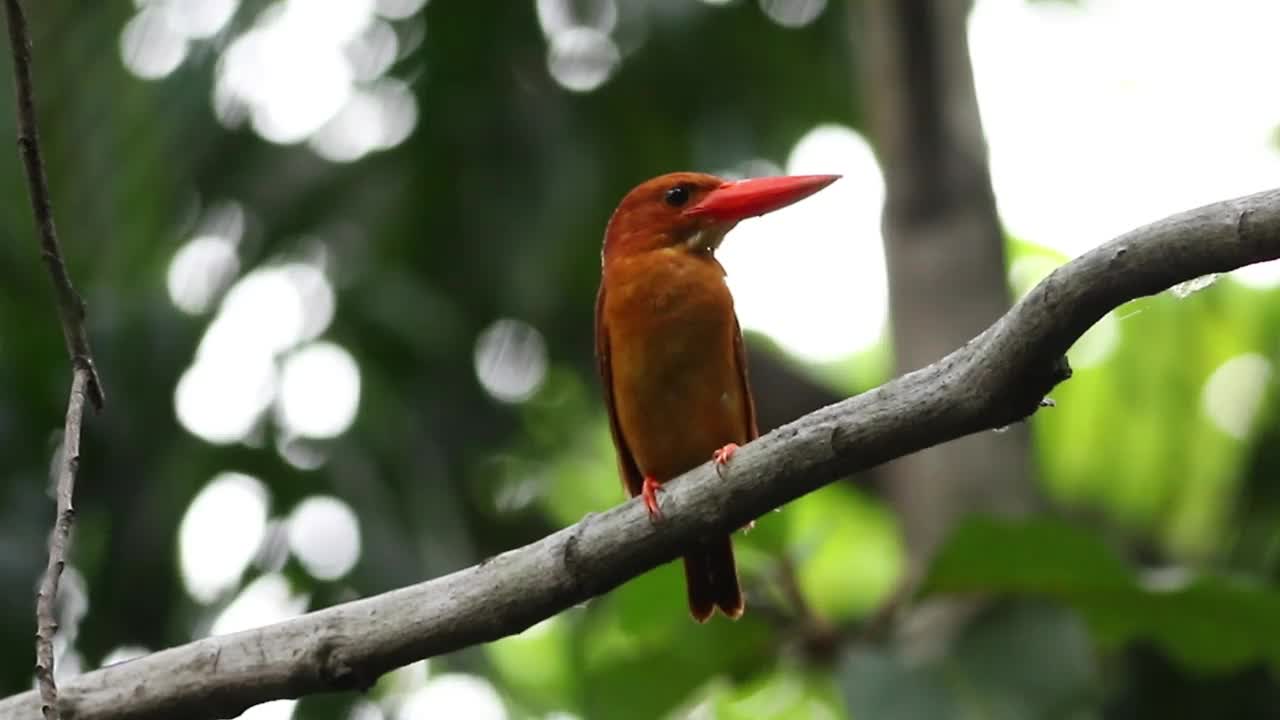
[683,536,743,622]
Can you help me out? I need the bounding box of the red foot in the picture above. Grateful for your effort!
[641,476,664,522]
[712,443,739,465]
[712,443,739,479]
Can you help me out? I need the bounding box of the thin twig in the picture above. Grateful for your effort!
[2,0,104,409]
[34,368,89,720]
[2,1,103,718]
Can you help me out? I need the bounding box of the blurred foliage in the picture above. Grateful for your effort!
[923,518,1280,674]
[0,1,1279,720]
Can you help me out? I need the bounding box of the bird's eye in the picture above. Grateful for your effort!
[664,185,690,207]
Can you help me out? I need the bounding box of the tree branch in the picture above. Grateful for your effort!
[3,2,104,718]
[1,188,1277,719]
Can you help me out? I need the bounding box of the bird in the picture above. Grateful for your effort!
[594,171,839,621]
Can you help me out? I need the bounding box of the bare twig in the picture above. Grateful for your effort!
[0,188,1275,720]
[2,0,104,409]
[2,1,104,718]
[33,368,89,720]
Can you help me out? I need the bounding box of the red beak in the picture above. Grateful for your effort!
[684,174,840,223]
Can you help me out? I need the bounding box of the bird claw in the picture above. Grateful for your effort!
[641,476,664,523]
[712,443,739,478]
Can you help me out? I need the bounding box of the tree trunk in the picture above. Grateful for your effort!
[857,0,1040,626]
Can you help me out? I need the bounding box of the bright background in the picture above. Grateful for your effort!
[2,1,1280,718]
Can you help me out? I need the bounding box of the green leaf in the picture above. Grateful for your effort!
[785,485,903,620]
[922,517,1280,673]
[486,614,578,714]
[839,649,956,720]
[714,669,846,720]
[839,604,1099,720]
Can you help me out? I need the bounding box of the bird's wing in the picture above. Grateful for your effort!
[595,282,645,498]
[732,315,760,442]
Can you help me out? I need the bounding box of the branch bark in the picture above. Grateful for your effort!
[3,1,104,718]
[1,188,1277,719]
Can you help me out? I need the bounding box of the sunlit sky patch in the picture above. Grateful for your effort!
[718,125,888,362]
[721,0,1280,363]
[970,0,1280,261]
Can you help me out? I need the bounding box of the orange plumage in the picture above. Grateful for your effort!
[595,171,838,621]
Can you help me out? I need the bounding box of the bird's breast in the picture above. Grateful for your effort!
[603,251,750,480]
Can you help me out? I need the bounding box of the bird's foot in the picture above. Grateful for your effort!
[711,443,751,532]
[641,476,664,523]
[711,443,739,478]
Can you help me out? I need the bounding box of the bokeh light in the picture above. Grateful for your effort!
[241,699,297,720]
[1067,312,1121,370]
[310,79,419,163]
[397,674,507,720]
[175,350,276,444]
[176,262,339,445]
[120,0,241,79]
[546,27,621,93]
[208,0,418,160]
[179,473,269,603]
[537,0,622,92]
[287,496,362,580]
[277,341,362,439]
[161,0,240,39]
[167,235,240,315]
[758,0,828,29]
[346,18,399,82]
[99,645,150,668]
[210,573,309,636]
[1201,353,1272,439]
[348,701,386,720]
[120,7,188,80]
[375,0,429,21]
[474,319,549,403]
[205,268,307,358]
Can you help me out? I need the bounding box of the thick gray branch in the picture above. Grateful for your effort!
[1,189,1278,719]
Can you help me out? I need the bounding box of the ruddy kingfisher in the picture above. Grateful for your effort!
[594,171,839,621]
